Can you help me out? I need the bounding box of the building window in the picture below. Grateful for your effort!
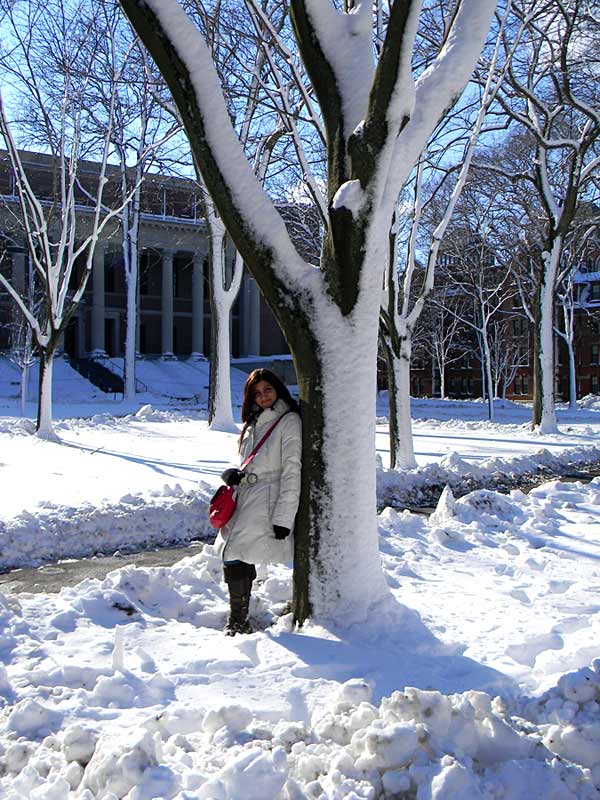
[0,165,14,195]
[411,377,424,396]
[592,343,599,365]
[165,188,197,220]
[461,377,474,396]
[518,345,529,366]
[591,283,600,302]
[141,182,165,215]
[513,375,530,396]
[592,375,599,395]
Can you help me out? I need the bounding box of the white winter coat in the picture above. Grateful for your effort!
[215,399,302,565]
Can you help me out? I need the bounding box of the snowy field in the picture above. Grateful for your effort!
[1,386,600,796]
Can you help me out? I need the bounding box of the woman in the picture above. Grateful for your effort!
[216,368,302,635]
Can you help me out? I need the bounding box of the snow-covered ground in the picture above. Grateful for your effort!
[1,478,600,797]
[2,386,600,797]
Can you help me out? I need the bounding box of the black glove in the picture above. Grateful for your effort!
[221,468,244,486]
[273,525,290,540]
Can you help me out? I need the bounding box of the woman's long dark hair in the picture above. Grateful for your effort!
[239,368,299,448]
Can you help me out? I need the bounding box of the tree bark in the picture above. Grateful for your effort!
[384,335,417,470]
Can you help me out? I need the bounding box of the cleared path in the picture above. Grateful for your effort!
[0,541,204,594]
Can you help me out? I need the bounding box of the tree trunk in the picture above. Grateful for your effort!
[207,224,238,433]
[290,318,389,624]
[382,337,399,469]
[390,338,417,470]
[482,332,494,421]
[124,266,138,402]
[567,339,577,410]
[209,303,237,432]
[20,363,29,417]
[439,360,445,399]
[382,331,417,471]
[532,238,560,432]
[36,344,59,440]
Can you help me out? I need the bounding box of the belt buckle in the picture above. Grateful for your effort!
[245,472,258,485]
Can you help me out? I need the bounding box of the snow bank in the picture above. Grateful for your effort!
[0,536,600,800]
[1,614,597,798]
[1,475,600,796]
[378,443,600,509]
[0,484,215,571]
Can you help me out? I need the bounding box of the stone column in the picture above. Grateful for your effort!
[191,251,205,358]
[91,242,106,356]
[161,249,174,357]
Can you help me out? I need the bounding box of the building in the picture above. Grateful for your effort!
[408,245,600,403]
[0,151,288,369]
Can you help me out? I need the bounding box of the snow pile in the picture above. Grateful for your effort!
[0,484,215,571]
[1,652,598,797]
[0,355,104,404]
[378,443,600,509]
[578,394,600,412]
[52,404,208,431]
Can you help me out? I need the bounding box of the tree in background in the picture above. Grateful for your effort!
[477,0,600,432]
[0,0,128,438]
[379,2,515,469]
[84,1,183,402]
[431,187,519,421]
[417,294,469,400]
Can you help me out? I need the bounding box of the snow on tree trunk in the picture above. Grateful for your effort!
[207,208,240,433]
[533,240,561,433]
[292,311,389,622]
[36,347,59,441]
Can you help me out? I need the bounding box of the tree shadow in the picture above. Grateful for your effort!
[270,597,518,704]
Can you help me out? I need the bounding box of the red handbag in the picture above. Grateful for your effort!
[208,485,237,529]
[208,412,289,529]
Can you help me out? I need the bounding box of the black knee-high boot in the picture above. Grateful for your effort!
[224,562,256,635]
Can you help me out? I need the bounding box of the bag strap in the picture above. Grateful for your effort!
[240,411,289,470]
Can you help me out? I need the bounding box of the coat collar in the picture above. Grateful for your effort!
[254,398,290,429]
